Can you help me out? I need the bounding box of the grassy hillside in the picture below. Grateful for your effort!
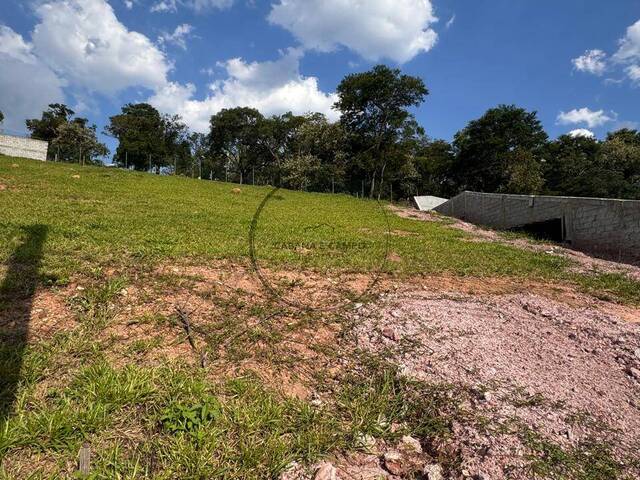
[0,155,574,282]
[1,155,638,479]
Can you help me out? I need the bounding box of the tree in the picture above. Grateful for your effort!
[51,120,109,165]
[105,103,166,171]
[543,134,615,197]
[188,132,210,179]
[209,107,264,184]
[504,148,544,194]
[414,139,457,198]
[26,104,75,143]
[281,154,322,191]
[335,65,428,198]
[452,105,548,193]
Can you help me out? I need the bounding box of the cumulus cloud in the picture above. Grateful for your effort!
[148,48,339,132]
[0,26,66,132]
[572,49,607,75]
[158,24,194,50]
[568,128,595,139]
[613,19,640,63]
[32,0,169,95]
[557,108,615,128]
[612,19,640,84]
[268,0,438,63]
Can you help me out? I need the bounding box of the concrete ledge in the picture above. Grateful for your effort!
[435,191,640,260]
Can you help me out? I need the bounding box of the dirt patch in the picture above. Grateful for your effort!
[354,288,640,479]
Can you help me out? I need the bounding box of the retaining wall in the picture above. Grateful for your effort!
[434,191,640,260]
[0,134,48,161]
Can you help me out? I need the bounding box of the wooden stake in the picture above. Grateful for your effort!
[78,443,91,476]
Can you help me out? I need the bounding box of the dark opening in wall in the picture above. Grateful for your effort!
[510,218,564,242]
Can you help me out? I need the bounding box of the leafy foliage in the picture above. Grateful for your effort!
[161,397,222,439]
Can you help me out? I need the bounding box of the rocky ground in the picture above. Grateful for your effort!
[280,208,640,480]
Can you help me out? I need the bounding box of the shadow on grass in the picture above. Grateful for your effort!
[0,225,47,423]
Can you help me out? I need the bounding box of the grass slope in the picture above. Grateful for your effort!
[1,155,571,281]
[0,155,638,478]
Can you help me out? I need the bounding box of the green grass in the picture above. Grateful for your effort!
[0,155,572,283]
[1,155,639,478]
[0,324,460,479]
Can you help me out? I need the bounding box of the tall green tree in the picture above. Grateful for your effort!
[209,107,264,184]
[26,104,75,143]
[414,139,457,198]
[51,120,109,165]
[543,134,613,197]
[452,105,548,193]
[335,65,428,198]
[105,103,166,171]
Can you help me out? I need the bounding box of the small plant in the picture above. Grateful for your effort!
[160,397,222,440]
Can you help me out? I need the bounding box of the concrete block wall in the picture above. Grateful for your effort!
[435,191,640,260]
[0,134,48,161]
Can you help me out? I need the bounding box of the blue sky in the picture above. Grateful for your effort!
[1,0,639,158]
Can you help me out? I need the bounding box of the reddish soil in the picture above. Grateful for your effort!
[353,286,640,479]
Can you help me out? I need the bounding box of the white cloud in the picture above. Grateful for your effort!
[613,19,640,84]
[124,0,133,9]
[158,23,194,50]
[150,0,233,13]
[613,19,640,63]
[267,0,438,63]
[445,14,455,30]
[150,0,177,12]
[191,0,234,11]
[626,64,640,83]
[148,48,339,132]
[572,49,607,75]
[32,0,170,95]
[568,128,595,139]
[0,26,66,132]
[557,108,615,128]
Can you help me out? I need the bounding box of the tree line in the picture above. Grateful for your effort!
[12,64,640,200]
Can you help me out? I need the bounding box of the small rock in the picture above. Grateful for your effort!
[390,310,402,319]
[634,348,640,360]
[382,326,399,341]
[76,286,85,291]
[626,367,640,380]
[480,391,493,403]
[383,451,404,476]
[355,433,376,450]
[313,462,336,480]
[354,303,363,310]
[423,464,443,480]
[400,435,422,453]
[475,472,490,480]
[72,174,81,179]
